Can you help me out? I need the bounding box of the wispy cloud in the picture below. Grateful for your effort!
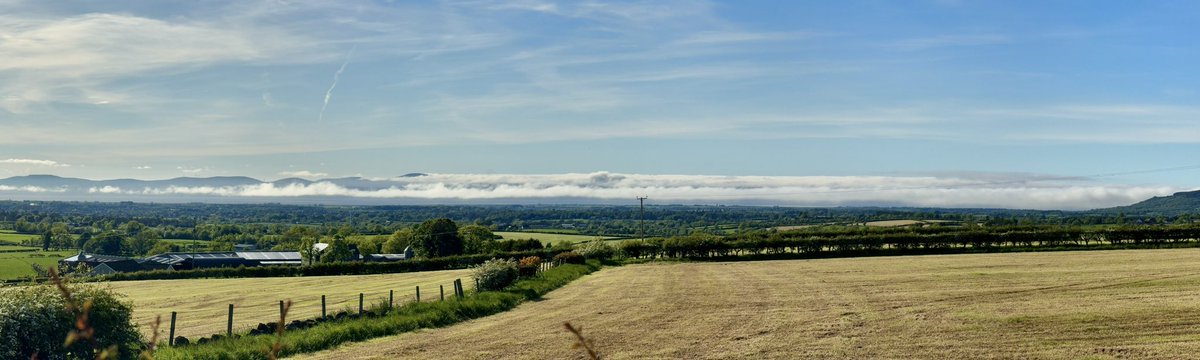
[0,158,69,167]
[278,170,329,179]
[177,166,205,174]
[319,46,356,123]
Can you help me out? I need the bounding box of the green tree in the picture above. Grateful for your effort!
[458,224,495,254]
[382,228,412,254]
[83,231,124,255]
[413,218,463,258]
[75,231,92,249]
[300,236,321,265]
[354,235,386,256]
[118,220,146,236]
[321,236,355,263]
[124,228,161,256]
[145,241,178,256]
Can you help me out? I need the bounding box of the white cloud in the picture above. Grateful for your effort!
[0,185,61,193]
[134,165,152,170]
[177,167,204,174]
[0,158,69,167]
[278,170,330,179]
[88,186,123,194]
[117,172,1177,210]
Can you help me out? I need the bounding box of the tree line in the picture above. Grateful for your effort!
[617,225,1200,259]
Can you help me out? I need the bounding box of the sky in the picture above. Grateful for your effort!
[1,0,1199,209]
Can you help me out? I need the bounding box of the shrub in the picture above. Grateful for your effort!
[0,284,143,360]
[552,251,585,265]
[517,256,541,277]
[575,240,615,260]
[472,258,519,291]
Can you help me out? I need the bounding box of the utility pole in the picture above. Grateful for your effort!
[637,196,648,240]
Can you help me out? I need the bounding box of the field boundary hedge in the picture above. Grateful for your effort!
[619,225,1200,261]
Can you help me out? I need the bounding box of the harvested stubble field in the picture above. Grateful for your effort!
[294,249,1200,359]
[105,268,472,340]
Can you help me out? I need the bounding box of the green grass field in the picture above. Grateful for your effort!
[0,229,36,245]
[0,245,37,251]
[0,250,74,280]
[494,231,617,245]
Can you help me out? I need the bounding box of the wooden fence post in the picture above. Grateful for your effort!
[168,311,177,346]
[279,300,284,319]
[321,295,326,318]
[389,289,394,308]
[226,304,234,337]
[359,293,364,316]
[416,285,421,302]
[474,277,479,291]
[440,284,444,301]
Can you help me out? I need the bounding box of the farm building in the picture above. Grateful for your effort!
[60,252,140,274]
[141,251,302,270]
[363,246,415,262]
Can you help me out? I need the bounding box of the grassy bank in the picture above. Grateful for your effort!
[153,260,602,359]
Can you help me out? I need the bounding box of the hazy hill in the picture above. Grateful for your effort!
[1098,190,1200,216]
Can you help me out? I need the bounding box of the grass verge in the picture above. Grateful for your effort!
[153,260,602,360]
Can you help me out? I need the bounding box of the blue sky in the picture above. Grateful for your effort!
[1,0,1198,208]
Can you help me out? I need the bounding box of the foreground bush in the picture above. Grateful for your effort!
[575,239,616,260]
[517,256,541,277]
[0,284,143,360]
[472,258,519,291]
[552,251,585,264]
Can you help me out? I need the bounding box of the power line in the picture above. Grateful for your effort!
[637,196,648,241]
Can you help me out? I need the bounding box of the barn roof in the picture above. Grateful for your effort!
[61,252,132,263]
[142,251,302,266]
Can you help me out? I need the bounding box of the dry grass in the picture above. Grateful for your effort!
[105,269,472,340]
[292,249,1200,359]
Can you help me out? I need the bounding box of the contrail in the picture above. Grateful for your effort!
[319,46,356,123]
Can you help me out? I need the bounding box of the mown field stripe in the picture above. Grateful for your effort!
[153,261,602,360]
